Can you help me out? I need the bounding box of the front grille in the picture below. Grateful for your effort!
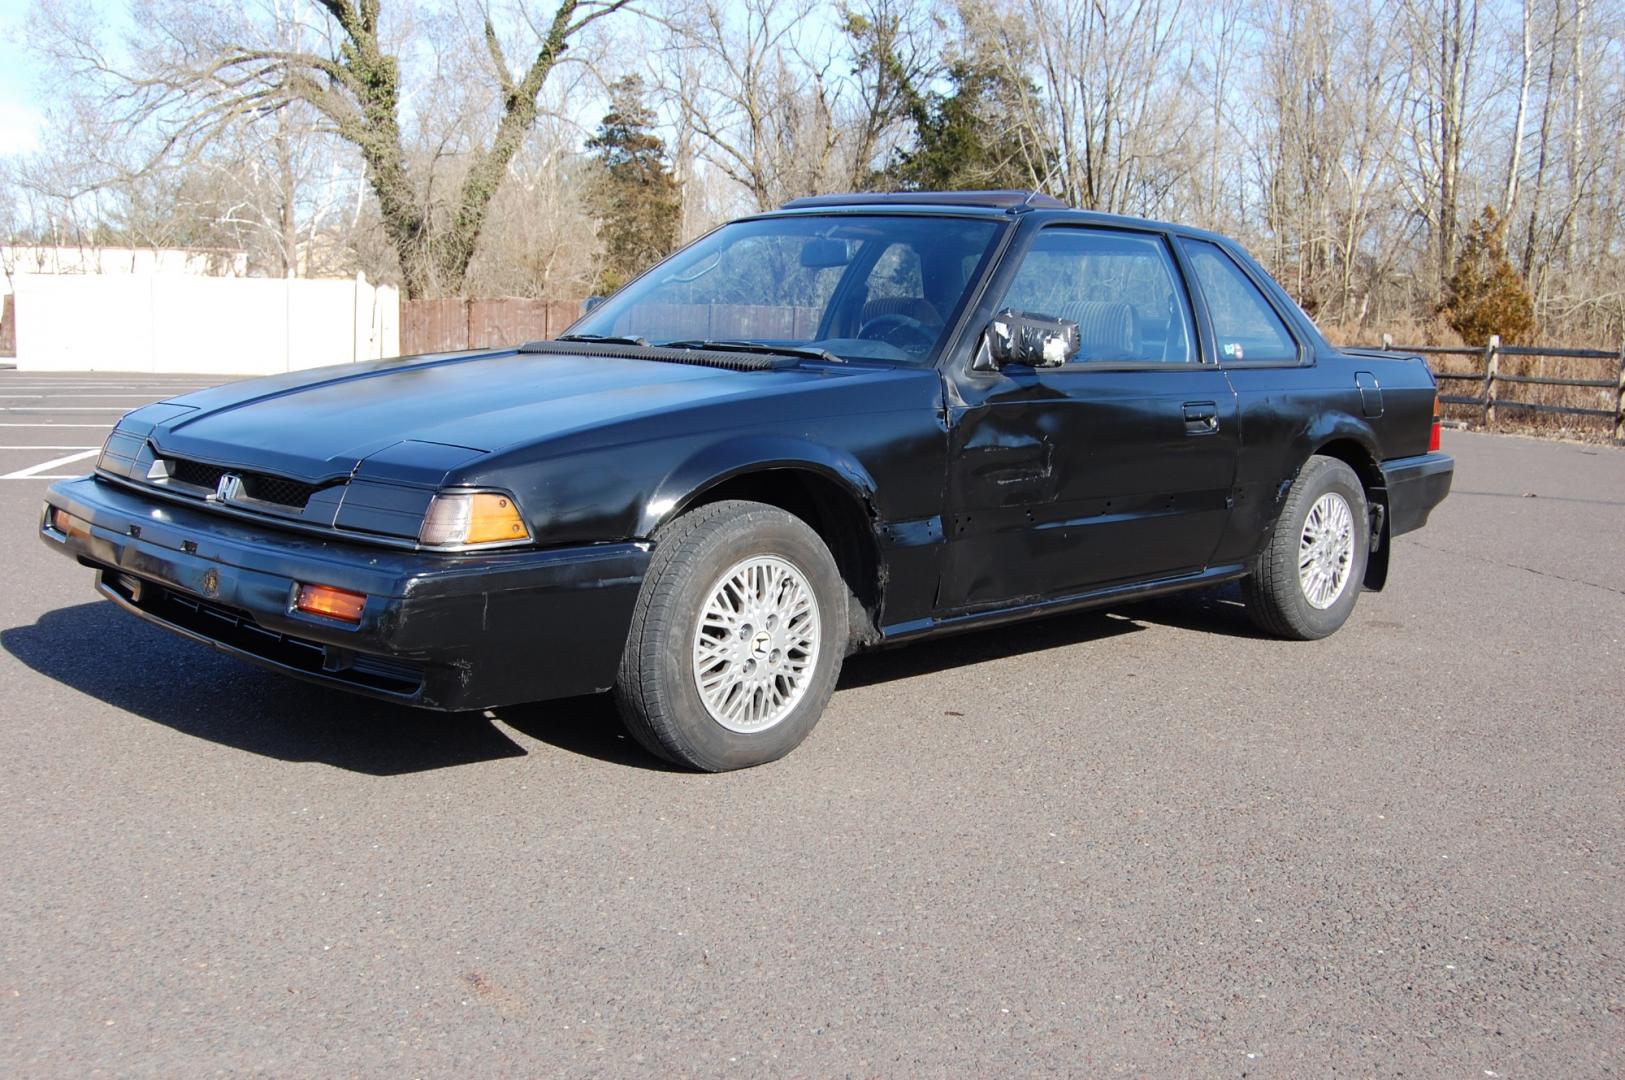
[242,473,321,508]
[169,458,227,490]
[162,457,326,511]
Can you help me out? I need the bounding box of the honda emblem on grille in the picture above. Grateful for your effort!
[209,473,243,503]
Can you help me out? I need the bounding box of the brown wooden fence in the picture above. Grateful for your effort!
[401,298,585,354]
[1369,335,1625,443]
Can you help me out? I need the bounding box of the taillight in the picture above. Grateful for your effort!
[1428,392,1442,452]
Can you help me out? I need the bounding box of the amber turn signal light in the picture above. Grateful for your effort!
[419,491,530,547]
[48,506,91,541]
[464,493,528,544]
[295,583,367,623]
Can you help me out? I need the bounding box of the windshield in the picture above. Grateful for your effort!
[566,214,1005,364]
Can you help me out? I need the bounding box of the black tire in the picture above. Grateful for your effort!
[613,500,847,771]
[1242,455,1369,640]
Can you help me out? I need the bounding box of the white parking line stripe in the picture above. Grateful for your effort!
[0,445,98,450]
[0,381,203,384]
[0,384,207,389]
[0,377,207,380]
[1,449,99,479]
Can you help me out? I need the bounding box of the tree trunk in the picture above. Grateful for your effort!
[1502,0,1531,218]
[1522,3,1563,277]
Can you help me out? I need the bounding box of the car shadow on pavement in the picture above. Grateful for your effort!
[836,583,1266,689]
[1,602,666,776]
[1114,580,1275,639]
[491,697,682,772]
[5,590,1259,775]
[835,607,1145,688]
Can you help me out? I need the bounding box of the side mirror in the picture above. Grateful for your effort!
[978,309,1080,370]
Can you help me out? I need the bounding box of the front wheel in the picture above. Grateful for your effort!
[1242,455,1369,640]
[613,500,847,771]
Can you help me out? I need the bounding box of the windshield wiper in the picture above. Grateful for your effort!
[663,339,843,364]
[556,332,650,346]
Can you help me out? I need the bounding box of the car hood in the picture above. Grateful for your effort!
[138,349,858,484]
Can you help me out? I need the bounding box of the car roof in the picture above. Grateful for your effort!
[761,191,1224,241]
[780,190,1068,211]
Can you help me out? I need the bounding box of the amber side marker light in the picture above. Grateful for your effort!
[295,583,367,623]
[48,506,91,542]
[1429,391,1443,453]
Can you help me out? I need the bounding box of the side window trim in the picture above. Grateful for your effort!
[1176,236,1307,367]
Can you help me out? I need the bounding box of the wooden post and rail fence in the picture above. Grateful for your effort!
[398,298,1625,443]
[1370,335,1625,443]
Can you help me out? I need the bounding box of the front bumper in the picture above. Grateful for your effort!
[40,476,649,711]
[1381,451,1454,536]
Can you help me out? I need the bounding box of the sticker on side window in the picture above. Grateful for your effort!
[1221,342,1245,360]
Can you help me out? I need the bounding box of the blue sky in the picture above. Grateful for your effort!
[0,0,44,154]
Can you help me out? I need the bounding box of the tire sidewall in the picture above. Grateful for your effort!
[655,511,845,770]
[1281,460,1368,637]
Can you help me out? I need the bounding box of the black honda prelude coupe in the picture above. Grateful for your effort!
[41,191,1452,770]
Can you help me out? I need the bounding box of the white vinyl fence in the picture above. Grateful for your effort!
[11,273,400,375]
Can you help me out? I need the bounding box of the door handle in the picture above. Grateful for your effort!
[1183,402,1219,435]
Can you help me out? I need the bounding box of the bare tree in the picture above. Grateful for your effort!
[32,0,633,297]
[656,0,846,211]
[1396,0,1483,296]
[838,0,941,186]
[1501,0,1532,217]
[9,0,1625,344]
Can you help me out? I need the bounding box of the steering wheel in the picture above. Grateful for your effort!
[856,312,937,354]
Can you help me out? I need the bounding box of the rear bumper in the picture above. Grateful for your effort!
[39,476,648,711]
[1381,452,1454,537]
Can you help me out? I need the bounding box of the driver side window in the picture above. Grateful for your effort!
[999,228,1196,364]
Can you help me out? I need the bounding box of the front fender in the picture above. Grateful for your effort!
[638,435,880,538]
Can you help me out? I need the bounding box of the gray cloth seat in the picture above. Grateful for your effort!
[1058,300,1136,360]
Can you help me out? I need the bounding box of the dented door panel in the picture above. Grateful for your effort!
[941,367,1239,610]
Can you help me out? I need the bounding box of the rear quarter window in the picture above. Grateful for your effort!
[1180,239,1299,364]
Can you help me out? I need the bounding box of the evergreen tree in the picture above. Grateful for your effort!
[586,77,681,294]
[1441,205,1537,345]
[882,58,1046,192]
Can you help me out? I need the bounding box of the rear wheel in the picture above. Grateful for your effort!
[613,500,847,771]
[1242,455,1368,640]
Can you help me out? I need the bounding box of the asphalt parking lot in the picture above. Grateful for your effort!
[0,368,1621,1077]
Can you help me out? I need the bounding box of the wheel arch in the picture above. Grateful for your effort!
[1307,426,1389,592]
[642,438,886,649]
